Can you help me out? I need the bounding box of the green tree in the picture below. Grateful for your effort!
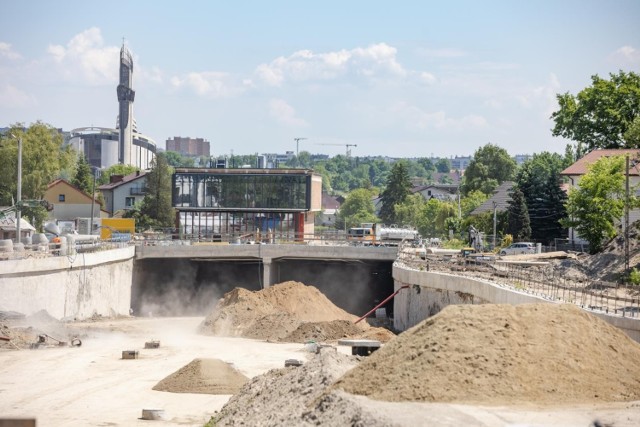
[551,71,640,150]
[435,158,451,173]
[98,164,139,185]
[336,188,378,230]
[516,152,567,243]
[462,143,516,196]
[140,152,175,228]
[506,187,531,241]
[562,155,631,253]
[72,153,93,195]
[0,123,75,229]
[394,193,425,228]
[165,151,195,167]
[624,117,640,147]
[379,161,411,224]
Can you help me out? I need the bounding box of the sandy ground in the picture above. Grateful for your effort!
[0,317,306,426]
[1,316,639,427]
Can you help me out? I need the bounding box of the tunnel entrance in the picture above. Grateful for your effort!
[132,258,394,318]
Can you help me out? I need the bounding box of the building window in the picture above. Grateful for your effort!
[125,197,135,208]
[58,194,65,202]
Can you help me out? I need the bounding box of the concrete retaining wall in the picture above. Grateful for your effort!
[0,247,135,320]
[393,264,640,342]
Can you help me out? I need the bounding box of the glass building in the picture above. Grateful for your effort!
[172,168,322,241]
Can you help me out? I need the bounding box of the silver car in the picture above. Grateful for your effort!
[499,242,536,255]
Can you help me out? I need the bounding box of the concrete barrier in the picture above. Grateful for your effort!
[393,264,640,342]
[0,246,135,320]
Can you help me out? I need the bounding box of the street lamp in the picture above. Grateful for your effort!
[625,154,639,274]
[10,133,22,244]
[492,200,497,250]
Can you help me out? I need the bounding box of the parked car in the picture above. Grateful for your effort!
[499,242,536,256]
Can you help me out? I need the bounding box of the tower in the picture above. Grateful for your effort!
[116,43,135,165]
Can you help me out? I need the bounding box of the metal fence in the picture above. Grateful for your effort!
[397,245,640,319]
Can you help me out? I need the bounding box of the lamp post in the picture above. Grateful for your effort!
[10,133,22,244]
[624,154,638,275]
[492,200,497,250]
[89,167,97,236]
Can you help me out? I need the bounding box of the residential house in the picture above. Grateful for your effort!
[413,184,459,202]
[44,179,108,226]
[98,171,148,216]
[319,193,341,227]
[0,213,36,242]
[470,181,516,216]
[560,149,640,243]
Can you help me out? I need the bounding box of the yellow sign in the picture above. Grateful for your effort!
[101,218,135,241]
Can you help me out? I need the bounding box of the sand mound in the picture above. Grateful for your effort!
[333,303,640,405]
[153,358,248,394]
[199,281,394,343]
[213,348,362,426]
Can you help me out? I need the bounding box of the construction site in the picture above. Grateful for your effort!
[1,231,640,426]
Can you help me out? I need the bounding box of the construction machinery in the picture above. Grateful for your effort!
[347,223,419,246]
[315,143,358,157]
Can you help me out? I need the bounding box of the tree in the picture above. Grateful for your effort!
[562,155,631,253]
[394,193,425,228]
[435,158,451,173]
[139,152,175,228]
[72,153,93,195]
[0,122,75,229]
[551,71,640,150]
[506,187,531,241]
[462,143,516,196]
[165,151,195,167]
[98,164,139,185]
[336,188,378,230]
[379,161,411,224]
[516,152,567,243]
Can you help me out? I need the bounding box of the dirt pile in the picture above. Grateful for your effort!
[198,281,395,343]
[0,309,76,349]
[213,348,369,426]
[153,358,248,394]
[333,303,640,405]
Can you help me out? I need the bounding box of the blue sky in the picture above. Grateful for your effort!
[1,0,639,158]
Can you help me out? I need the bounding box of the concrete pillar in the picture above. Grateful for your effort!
[262,257,276,288]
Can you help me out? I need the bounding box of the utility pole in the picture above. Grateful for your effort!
[10,133,22,244]
[294,137,307,158]
[492,200,497,250]
[89,167,97,236]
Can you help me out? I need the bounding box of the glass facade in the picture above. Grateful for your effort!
[172,172,309,211]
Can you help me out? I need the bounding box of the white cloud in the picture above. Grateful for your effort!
[268,98,308,127]
[390,101,488,130]
[170,71,243,97]
[255,43,406,86]
[0,42,22,60]
[609,45,640,65]
[515,73,561,117]
[46,27,119,85]
[419,72,437,85]
[0,83,36,107]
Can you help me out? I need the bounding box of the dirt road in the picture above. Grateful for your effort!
[0,317,305,426]
[1,316,638,427]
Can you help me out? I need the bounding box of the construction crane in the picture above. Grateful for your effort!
[294,137,307,157]
[315,143,358,157]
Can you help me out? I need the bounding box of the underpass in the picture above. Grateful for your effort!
[132,244,397,318]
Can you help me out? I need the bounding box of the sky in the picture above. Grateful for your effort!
[1,1,639,159]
